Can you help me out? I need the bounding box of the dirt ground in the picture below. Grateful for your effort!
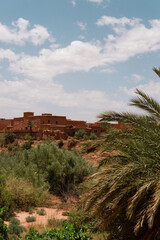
[5,195,77,229]
[13,207,67,228]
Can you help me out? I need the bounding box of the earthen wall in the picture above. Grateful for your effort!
[0,112,105,139]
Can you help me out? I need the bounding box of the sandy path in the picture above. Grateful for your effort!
[6,207,68,228]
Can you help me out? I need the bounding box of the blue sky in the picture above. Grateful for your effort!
[0,0,160,122]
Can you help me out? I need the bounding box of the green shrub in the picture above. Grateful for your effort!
[24,134,34,142]
[6,177,46,211]
[0,176,13,216]
[75,129,87,138]
[22,141,32,150]
[45,143,93,196]
[48,217,63,228]
[9,217,20,225]
[25,216,36,222]
[0,140,4,147]
[0,142,93,201]
[7,141,20,153]
[89,133,98,140]
[67,210,100,233]
[8,217,26,239]
[4,132,16,145]
[0,207,8,240]
[28,208,35,215]
[18,221,92,240]
[37,208,46,216]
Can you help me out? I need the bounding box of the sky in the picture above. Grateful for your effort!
[0,0,160,122]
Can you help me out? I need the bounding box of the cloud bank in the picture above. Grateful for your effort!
[1,16,160,120]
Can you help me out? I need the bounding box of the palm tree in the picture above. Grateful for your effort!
[82,68,160,240]
[26,121,34,132]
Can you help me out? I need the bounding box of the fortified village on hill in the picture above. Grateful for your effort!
[0,112,105,139]
[0,112,123,139]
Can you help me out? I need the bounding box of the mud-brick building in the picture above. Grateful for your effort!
[0,112,104,139]
[0,118,13,131]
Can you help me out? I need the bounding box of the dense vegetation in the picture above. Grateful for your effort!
[82,68,160,239]
[0,141,93,213]
[0,207,8,240]
[18,221,92,240]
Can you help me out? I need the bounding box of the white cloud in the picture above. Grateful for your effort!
[78,35,85,40]
[3,17,160,82]
[131,74,144,82]
[98,17,160,64]
[101,67,116,73]
[121,81,160,102]
[0,78,124,121]
[77,21,87,31]
[0,48,18,62]
[0,18,50,45]
[9,41,106,80]
[88,0,104,3]
[72,0,76,6]
[97,16,141,27]
[124,74,144,83]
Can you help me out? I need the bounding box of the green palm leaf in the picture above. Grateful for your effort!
[130,89,160,120]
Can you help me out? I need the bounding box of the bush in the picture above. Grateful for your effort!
[28,208,35,214]
[18,221,92,240]
[0,142,93,201]
[26,216,36,222]
[0,207,8,240]
[67,210,93,232]
[9,217,20,225]
[48,217,63,228]
[7,141,20,153]
[24,134,34,142]
[45,143,93,196]
[89,133,98,140]
[22,141,32,150]
[6,177,46,211]
[0,176,13,216]
[8,217,26,239]
[37,208,46,216]
[0,140,4,147]
[75,129,87,138]
[4,132,16,145]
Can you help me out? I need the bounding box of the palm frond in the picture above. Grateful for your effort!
[130,89,160,120]
[82,73,160,239]
[153,67,160,78]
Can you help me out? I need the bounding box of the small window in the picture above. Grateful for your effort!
[48,120,50,123]
[94,129,97,133]
[100,130,103,133]
[56,121,58,124]
[25,127,28,130]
